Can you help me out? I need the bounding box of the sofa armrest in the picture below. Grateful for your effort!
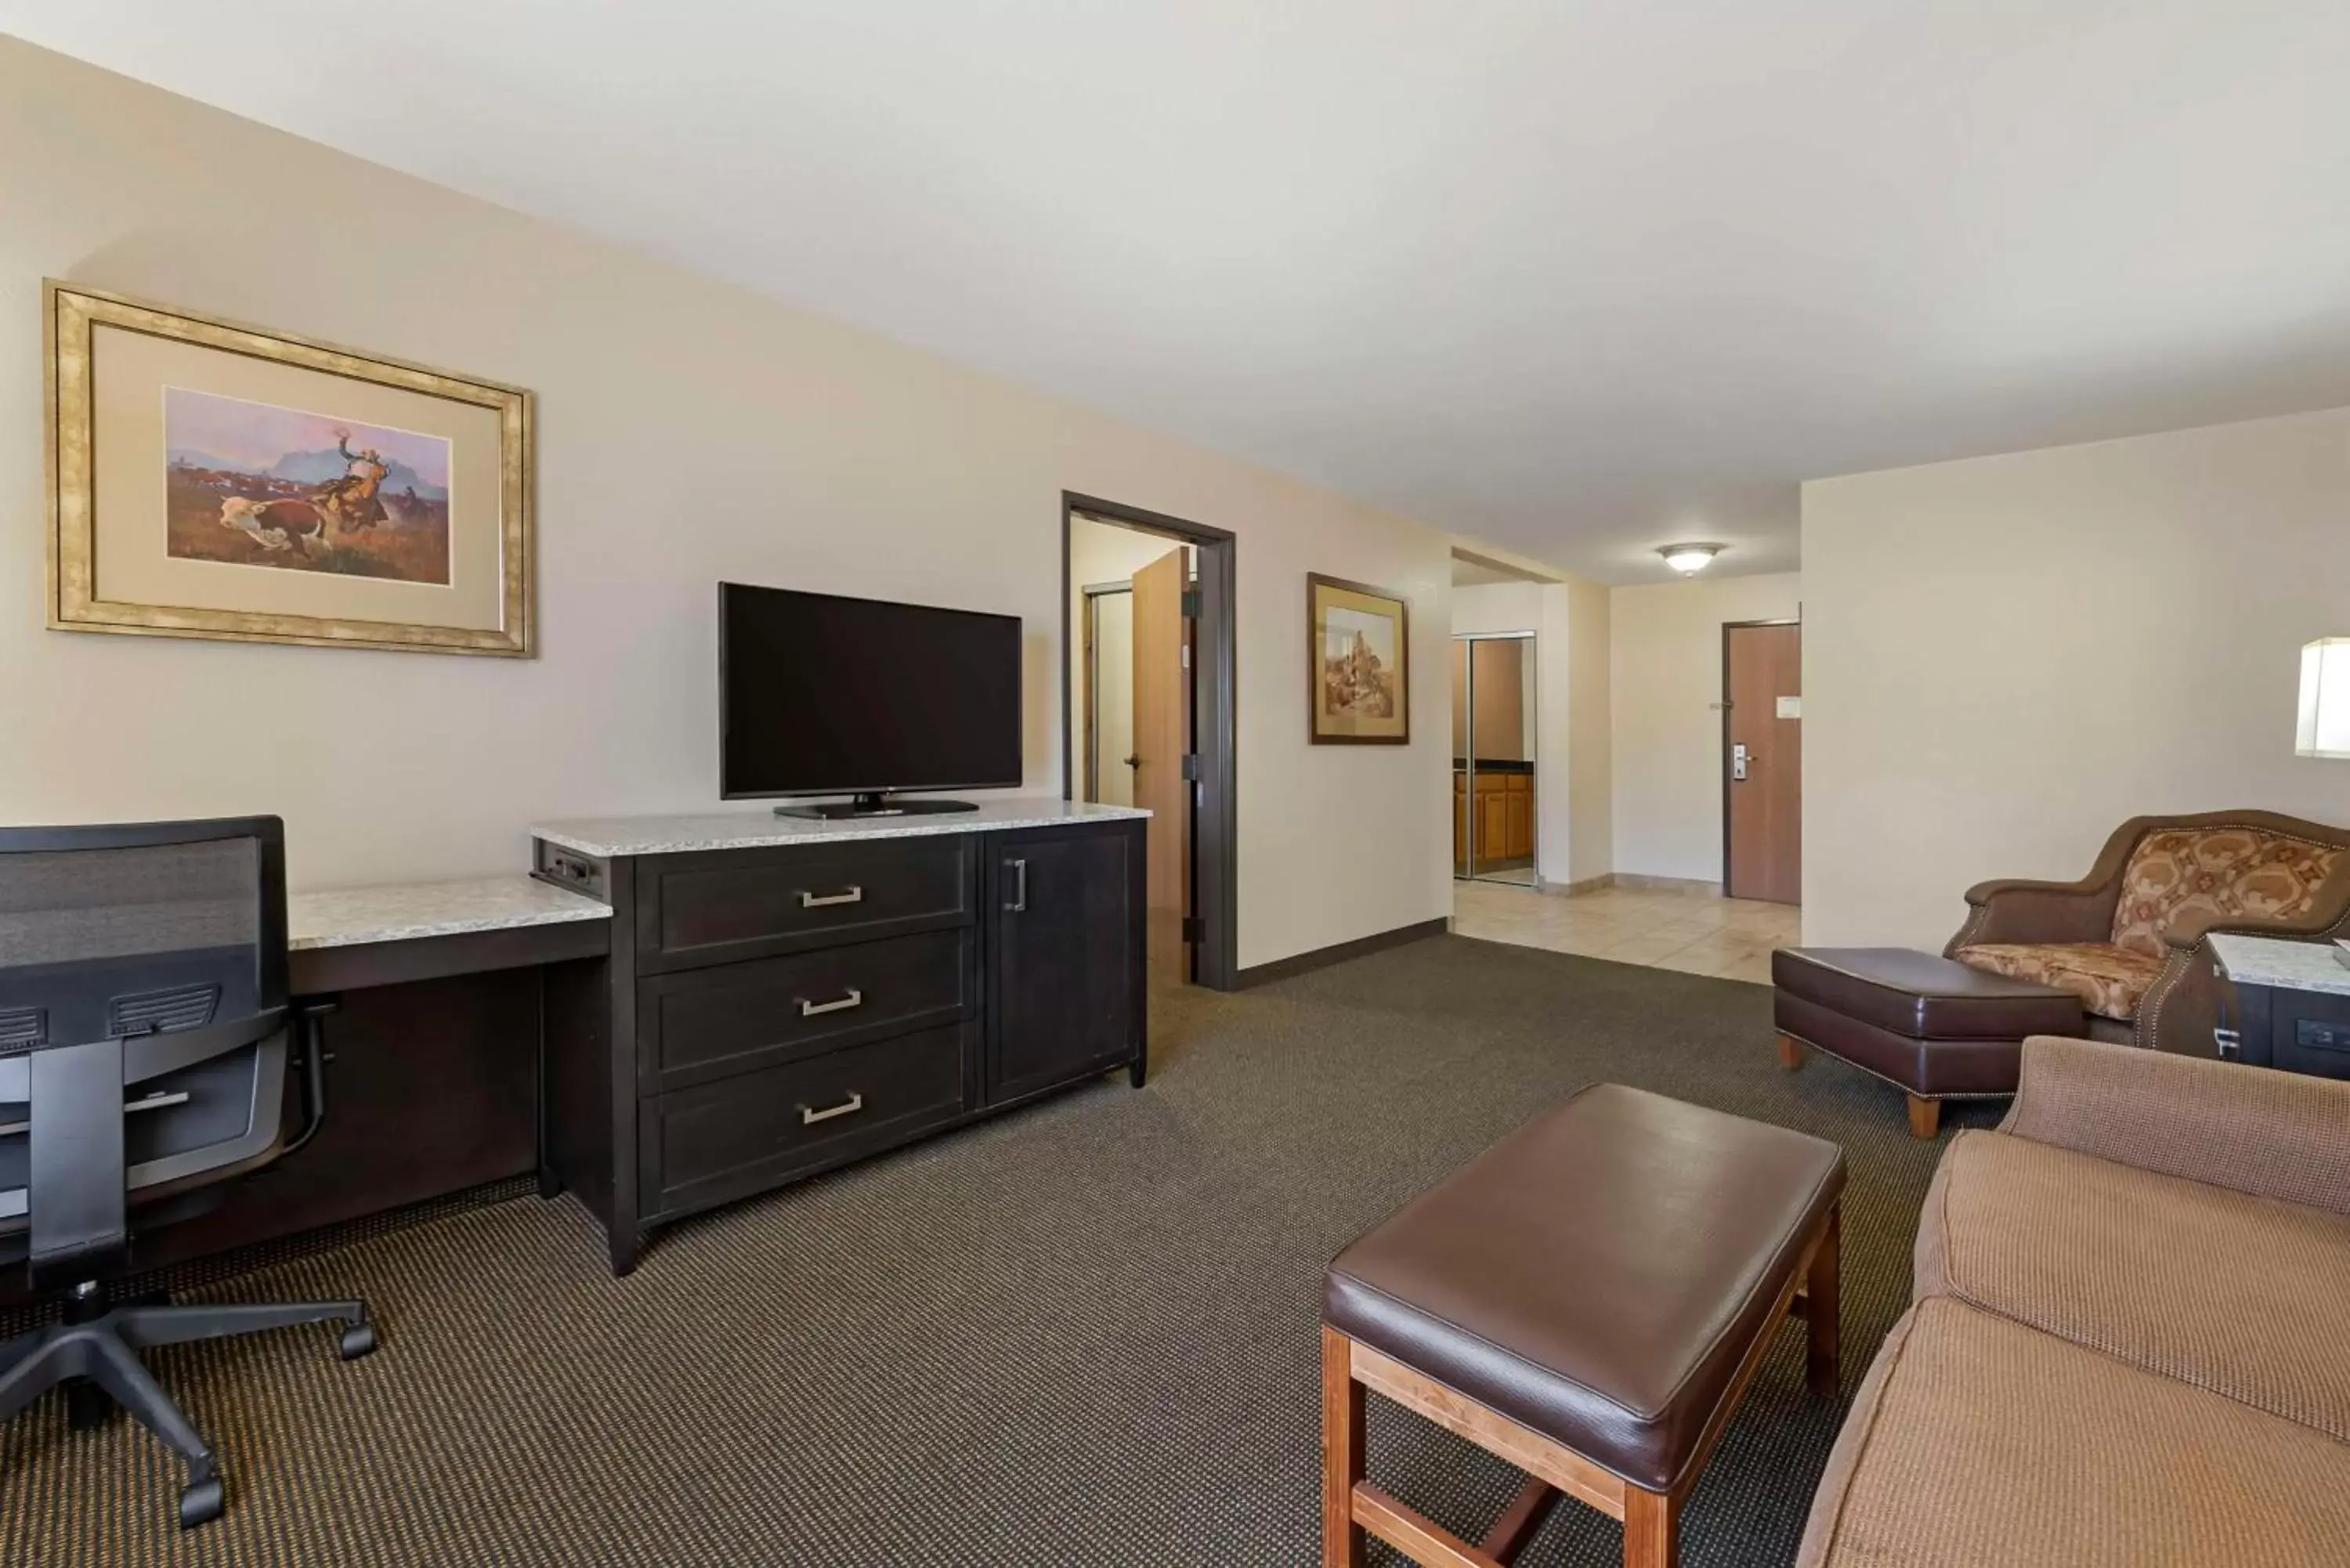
[1944,820,2145,955]
[1946,879,2121,952]
[2000,1035,2350,1216]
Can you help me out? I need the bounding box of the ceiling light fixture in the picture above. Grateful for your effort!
[1658,543,1724,575]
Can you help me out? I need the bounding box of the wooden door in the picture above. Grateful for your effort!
[1130,548,1191,976]
[989,826,1139,1103]
[1725,622,1802,905]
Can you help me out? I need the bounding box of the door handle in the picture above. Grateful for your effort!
[799,886,863,909]
[797,1092,865,1125]
[1123,754,1141,768]
[1005,858,1029,912]
[1731,743,1749,782]
[797,989,863,1017]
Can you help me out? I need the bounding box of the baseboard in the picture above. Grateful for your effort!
[1234,916,1452,989]
[1541,873,1615,898]
[1600,872,1724,898]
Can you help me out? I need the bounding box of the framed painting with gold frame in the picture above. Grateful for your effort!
[44,280,533,656]
[1308,572,1410,744]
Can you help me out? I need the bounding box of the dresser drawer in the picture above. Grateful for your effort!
[642,1024,971,1219]
[638,929,972,1092]
[635,837,974,971]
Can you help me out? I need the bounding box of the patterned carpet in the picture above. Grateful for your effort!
[0,934,1994,1566]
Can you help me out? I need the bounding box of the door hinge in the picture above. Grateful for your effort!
[1180,589,1202,619]
[1180,916,1206,942]
[1180,753,1201,782]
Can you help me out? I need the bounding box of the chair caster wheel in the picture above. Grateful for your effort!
[179,1475,224,1529]
[338,1322,377,1360]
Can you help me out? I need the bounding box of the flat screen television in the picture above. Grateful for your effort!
[719,582,1022,818]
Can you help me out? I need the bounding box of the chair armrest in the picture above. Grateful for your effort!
[1944,820,2145,955]
[1946,878,2121,952]
[1999,1035,2350,1216]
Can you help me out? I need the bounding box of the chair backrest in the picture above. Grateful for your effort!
[0,818,291,1283]
[2110,824,2345,959]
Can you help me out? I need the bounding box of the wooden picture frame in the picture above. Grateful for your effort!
[44,280,534,656]
[1308,572,1410,745]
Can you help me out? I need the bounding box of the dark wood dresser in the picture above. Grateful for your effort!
[529,803,1148,1274]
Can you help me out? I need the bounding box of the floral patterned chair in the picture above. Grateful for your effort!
[1946,810,2350,1057]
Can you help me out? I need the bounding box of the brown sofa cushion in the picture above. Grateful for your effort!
[2110,826,2342,959]
[1796,1298,2350,1568]
[1913,1129,2350,1441]
[1953,941,2162,1021]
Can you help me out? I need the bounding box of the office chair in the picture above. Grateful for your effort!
[0,817,374,1529]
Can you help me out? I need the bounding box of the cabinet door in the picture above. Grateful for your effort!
[989,824,1142,1104]
[1506,788,1532,858]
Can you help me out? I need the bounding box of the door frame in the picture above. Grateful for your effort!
[1060,492,1239,992]
[1719,616,1801,901]
[1452,630,1537,884]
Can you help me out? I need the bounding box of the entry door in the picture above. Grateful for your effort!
[1724,622,1801,905]
[1130,548,1192,975]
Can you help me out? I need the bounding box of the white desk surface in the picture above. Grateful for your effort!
[288,876,610,951]
[531,798,1150,858]
[2208,933,2350,998]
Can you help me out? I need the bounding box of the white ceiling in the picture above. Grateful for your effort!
[14,1,2350,583]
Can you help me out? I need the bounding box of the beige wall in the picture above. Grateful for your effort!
[1609,573,1803,884]
[0,39,1455,970]
[1804,406,2350,948]
[1553,576,1613,886]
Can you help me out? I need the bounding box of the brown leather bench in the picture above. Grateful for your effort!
[1772,948,2083,1138]
[1321,1085,1846,1568]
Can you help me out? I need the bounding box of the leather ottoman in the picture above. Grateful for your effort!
[1773,947,2082,1138]
[1321,1084,1845,1568]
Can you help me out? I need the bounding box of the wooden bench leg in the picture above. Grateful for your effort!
[1806,1204,1841,1396]
[1481,1476,1562,1563]
[1776,1033,1805,1071]
[1905,1094,1940,1139]
[1322,1327,1366,1568]
[1623,1487,1678,1568]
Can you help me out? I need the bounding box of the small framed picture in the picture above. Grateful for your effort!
[44,280,533,656]
[1308,573,1410,744]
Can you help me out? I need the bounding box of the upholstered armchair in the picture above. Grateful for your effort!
[1944,810,2350,1057]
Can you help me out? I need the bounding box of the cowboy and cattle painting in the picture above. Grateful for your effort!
[45,280,534,656]
[164,388,453,584]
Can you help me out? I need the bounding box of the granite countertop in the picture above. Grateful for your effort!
[530,798,1151,858]
[288,875,612,950]
[2207,933,2350,997]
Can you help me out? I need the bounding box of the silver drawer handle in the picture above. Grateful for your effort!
[798,1093,864,1125]
[800,886,863,909]
[797,989,863,1017]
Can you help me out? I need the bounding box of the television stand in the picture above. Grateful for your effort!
[773,793,980,821]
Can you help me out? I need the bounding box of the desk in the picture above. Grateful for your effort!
[2,876,610,1307]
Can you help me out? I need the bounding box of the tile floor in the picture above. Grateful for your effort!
[1450,879,1801,983]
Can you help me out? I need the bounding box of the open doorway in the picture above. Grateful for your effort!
[1454,633,1538,884]
[1061,493,1238,991]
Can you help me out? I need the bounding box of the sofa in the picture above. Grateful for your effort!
[1946,809,2350,1057]
[1797,1036,2350,1566]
